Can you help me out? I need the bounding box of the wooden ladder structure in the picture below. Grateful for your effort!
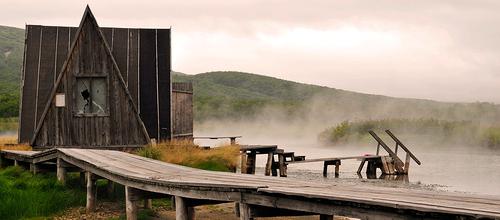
[359,130,421,176]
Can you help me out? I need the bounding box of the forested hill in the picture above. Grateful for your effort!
[173,71,500,123]
[1,25,500,124]
[0,25,24,117]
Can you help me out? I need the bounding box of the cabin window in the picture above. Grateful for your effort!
[75,77,108,115]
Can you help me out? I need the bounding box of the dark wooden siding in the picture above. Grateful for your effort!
[127,29,139,105]
[36,27,57,123]
[172,83,193,139]
[18,25,41,143]
[139,29,158,139]
[33,16,148,147]
[157,29,171,140]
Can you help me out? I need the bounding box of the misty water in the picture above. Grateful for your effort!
[197,136,500,197]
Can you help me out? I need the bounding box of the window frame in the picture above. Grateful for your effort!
[73,75,110,117]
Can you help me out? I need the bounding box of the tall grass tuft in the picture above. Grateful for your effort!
[136,140,240,172]
[0,167,86,220]
[0,134,31,151]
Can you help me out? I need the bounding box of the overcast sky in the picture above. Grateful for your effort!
[1,0,500,103]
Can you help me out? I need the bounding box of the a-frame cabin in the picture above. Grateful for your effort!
[31,7,150,147]
[17,7,193,149]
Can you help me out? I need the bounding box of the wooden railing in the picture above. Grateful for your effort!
[368,130,421,174]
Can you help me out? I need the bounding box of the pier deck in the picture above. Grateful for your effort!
[1,148,500,220]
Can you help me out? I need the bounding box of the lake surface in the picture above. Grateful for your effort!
[197,137,500,196]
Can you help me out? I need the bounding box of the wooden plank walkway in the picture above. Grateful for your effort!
[2,149,500,220]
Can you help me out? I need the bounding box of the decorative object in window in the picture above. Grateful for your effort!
[76,77,107,115]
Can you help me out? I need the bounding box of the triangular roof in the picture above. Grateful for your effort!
[31,6,151,145]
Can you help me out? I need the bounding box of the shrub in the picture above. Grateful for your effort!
[318,118,498,147]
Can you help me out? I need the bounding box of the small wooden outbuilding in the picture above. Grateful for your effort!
[17,7,193,149]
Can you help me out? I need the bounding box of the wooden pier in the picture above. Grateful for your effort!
[2,148,500,220]
[283,130,422,178]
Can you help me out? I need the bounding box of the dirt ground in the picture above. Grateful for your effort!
[52,201,349,220]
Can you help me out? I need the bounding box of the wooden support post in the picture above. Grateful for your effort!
[57,158,67,184]
[80,172,86,186]
[86,172,96,213]
[271,154,278,176]
[404,152,411,174]
[125,186,138,220]
[246,152,256,174]
[234,202,241,217]
[240,153,247,174]
[13,159,18,167]
[322,162,328,177]
[144,199,152,209]
[357,158,366,174]
[175,196,195,220]
[320,214,334,220]
[107,180,114,198]
[278,153,287,177]
[239,203,253,220]
[380,156,390,175]
[334,160,341,177]
[386,156,395,175]
[29,163,38,175]
[265,152,273,176]
[366,160,377,178]
[0,154,6,168]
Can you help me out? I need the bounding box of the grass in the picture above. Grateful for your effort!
[136,140,240,172]
[0,167,86,220]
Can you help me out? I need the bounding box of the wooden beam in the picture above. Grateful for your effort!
[125,186,138,220]
[287,155,380,164]
[245,152,256,174]
[57,158,67,184]
[278,153,287,177]
[265,152,273,176]
[357,158,366,174]
[319,214,334,220]
[368,131,405,173]
[30,163,38,175]
[86,172,96,213]
[334,160,340,177]
[322,161,328,177]
[385,130,421,165]
[239,203,253,220]
[0,154,5,168]
[175,196,195,220]
[144,199,152,209]
[80,172,86,186]
[240,153,247,174]
[107,180,115,198]
[404,152,411,174]
[248,204,319,217]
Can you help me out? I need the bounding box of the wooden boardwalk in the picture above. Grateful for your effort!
[2,149,500,220]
